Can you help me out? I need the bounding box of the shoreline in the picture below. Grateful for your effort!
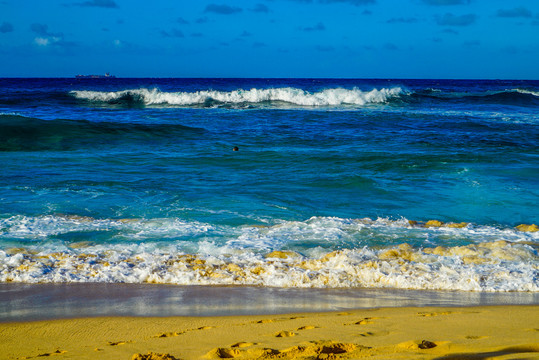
[0,305,538,359]
[1,284,538,359]
[1,283,538,322]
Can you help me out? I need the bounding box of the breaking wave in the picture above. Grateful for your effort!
[514,88,539,96]
[68,86,539,109]
[1,215,537,292]
[70,87,406,108]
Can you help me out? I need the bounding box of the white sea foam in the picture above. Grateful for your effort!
[0,215,537,291]
[0,215,218,240]
[514,88,539,97]
[1,215,536,247]
[70,87,406,107]
[0,239,537,291]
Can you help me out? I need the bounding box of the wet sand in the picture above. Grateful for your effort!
[1,283,538,321]
[0,284,538,359]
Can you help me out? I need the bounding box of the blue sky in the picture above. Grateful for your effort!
[1,0,538,78]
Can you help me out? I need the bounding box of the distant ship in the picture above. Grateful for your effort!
[75,73,116,79]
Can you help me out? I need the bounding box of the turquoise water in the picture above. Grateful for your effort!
[0,78,537,291]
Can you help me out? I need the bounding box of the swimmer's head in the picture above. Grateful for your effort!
[233,146,239,151]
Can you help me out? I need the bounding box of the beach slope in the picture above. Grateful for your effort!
[1,305,538,359]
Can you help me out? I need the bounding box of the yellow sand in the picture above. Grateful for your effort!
[0,306,538,360]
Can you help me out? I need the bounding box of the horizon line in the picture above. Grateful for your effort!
[1,76,538,81]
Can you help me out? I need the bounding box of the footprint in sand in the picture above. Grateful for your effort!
[108,340,132,346]
[358,332,376,337]
[231,342,256,348]
[205,342,258,359]
[275,330,297,337]
[154,325,215,338]
[131,352,179,360]
[213,347,242,358]
[297,325,318,331]
[464,335,488,340]
[36,349,67,357]
[357,331,389,337]
[154,331,184,338]
[398,340,438,350]
[198,326,215,330]
[352,317,379,325]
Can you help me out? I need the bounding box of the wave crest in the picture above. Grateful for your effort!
[70,87,406,107]
[514,88,539,97]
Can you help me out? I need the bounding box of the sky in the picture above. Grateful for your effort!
[0,0,538,78]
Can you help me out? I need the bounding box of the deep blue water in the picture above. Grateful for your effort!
[0,78,537,291]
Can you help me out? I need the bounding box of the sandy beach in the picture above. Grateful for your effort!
[0,304,537,359]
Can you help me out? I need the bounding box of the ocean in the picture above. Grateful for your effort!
[0,78,538,293]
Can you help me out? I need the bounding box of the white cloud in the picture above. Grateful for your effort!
[34,37,50,46]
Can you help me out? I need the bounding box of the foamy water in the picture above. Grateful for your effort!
[1,215,537,291]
